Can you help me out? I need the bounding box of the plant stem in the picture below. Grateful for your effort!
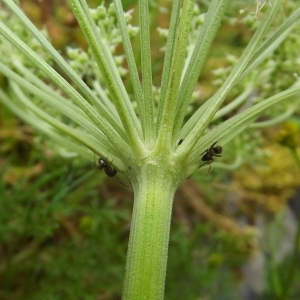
[122,163,180,300]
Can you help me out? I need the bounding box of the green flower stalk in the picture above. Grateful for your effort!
[1,0,300,299]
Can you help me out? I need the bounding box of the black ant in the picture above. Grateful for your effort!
[97,158,117,177]
[96,157,130,187]
[200,141,222,173]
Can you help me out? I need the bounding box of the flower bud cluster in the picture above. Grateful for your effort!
[67,2,138,88]
[0,4,52,74]
[211,1,300,122]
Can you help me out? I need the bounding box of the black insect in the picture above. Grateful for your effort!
[200,141,222,173]
[97,158,117,177]
[178,139,183,145]
[82,73,96,89]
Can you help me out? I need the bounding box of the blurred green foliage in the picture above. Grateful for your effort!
[0,142,127,299]
[1,0,300,299]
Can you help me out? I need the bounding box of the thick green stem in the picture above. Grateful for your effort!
[123,164,180,300]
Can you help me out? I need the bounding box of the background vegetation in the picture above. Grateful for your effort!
[0,0,299,299]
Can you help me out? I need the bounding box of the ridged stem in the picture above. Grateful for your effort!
[122,163,180,300]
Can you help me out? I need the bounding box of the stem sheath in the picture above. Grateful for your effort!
[123,164,179,300]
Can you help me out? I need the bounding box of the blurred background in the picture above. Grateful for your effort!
[0,0,300,299]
